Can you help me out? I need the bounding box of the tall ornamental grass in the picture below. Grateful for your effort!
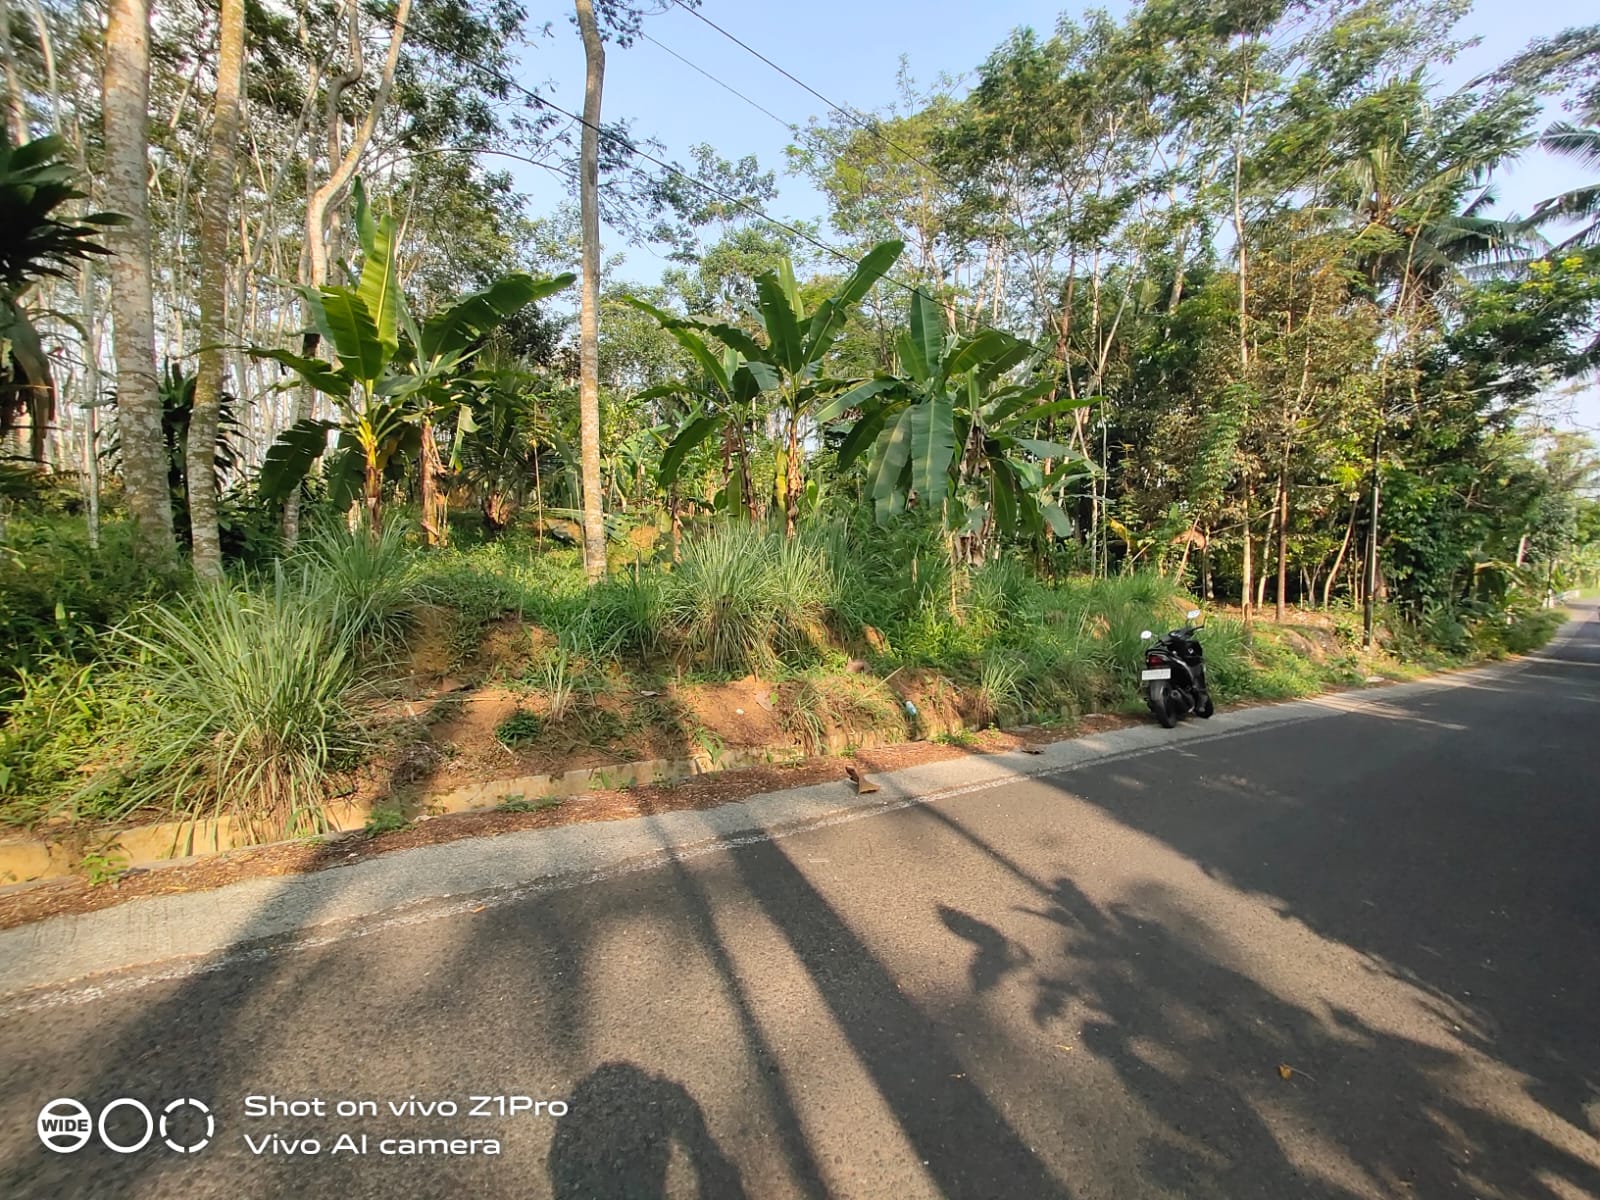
[104,568,367,835]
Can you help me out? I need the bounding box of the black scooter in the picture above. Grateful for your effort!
[1140,609,1215,729]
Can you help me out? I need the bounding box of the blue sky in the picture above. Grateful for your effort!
[506,0,1599,431]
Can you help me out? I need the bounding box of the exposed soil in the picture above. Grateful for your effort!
[0,720,1135,932]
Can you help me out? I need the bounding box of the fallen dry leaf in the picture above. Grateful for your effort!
[844,765,880,795]
[1278,1063,1294,1080]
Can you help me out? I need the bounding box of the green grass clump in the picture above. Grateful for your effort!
[586,525,833,675]
[0,518,175,700]
[100,569,367,834]
[294,520,417,649]
[0,657,120,826]
[495,707,543,747]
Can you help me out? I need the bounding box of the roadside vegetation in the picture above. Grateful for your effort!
[1,1,1597,857]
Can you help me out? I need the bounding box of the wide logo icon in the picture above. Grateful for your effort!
[36,1097,213,1154]
[36,1098,93,1154]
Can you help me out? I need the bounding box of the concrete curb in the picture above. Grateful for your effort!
[1,638,1561,1005]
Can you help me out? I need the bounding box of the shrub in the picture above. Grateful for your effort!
[1192,615,1252,696]
[294,520,416,649]
[598,525,835,675]
[973,652,1025,726]
[1502,607,1564,654]
[495,708,543,747]
[662,526,787,673]
[0,518,174,697]
[99,569,366,835]
[0,657,120,827]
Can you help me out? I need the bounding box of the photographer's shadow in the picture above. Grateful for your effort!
[549,1061,749,1200]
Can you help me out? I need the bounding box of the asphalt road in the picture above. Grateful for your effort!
[3,607,1598,1199]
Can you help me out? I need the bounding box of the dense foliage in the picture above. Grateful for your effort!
[0,0,1596,845]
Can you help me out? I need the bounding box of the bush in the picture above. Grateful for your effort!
[294,520,416,649]
[0,657,119,827]
[99,569,366,834]
[1502,607,1564,654]
[658,525,831,673]
[0,518,175,697]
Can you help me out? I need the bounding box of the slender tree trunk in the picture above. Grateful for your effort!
[0,0,25,143]
[1324,500,1356,609]
[1256,500,1272,613]
[1240,492,1253,621]
[187,0,245,580]
[1274,462,1289,621]
[419,417,448,546]
[1363,428,1381,647]
[78,262,102,548]
[669,481,681,563]
[103,0,173,557]
[575,0,607,582]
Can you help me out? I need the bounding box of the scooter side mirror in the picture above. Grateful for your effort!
[1140,630,1153,640]
[1186,609,1202,626]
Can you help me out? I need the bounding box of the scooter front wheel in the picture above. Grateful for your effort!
[1147,682,1177,728]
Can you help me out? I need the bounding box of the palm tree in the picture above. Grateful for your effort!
[1529,105,1600,252]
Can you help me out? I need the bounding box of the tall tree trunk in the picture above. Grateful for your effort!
[1324,499,1356,609]
[1363,428,1382,648]
[1274,461,1289,622]
[1256,499,1272,613]
[1240,491,1253,620]
[187,0,245,581]
[1232,57,1253,622]
[575,0,607,582]
[0,0,25,143]
[78,262,101,549]
[103,0,173,557]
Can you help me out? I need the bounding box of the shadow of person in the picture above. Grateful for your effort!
[549,1061,749,1200]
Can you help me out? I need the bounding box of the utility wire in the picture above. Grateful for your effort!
[663,0,1056,354]
[667,0,954,191]
[638,30,796,133]
[392,16,1062,363]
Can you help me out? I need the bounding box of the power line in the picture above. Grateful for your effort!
[392,16,1062,362]
[667,0,953,191]
[661,0,1056,352]
[638,31,795,134]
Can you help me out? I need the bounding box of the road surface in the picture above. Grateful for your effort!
[2,607,1598,1199]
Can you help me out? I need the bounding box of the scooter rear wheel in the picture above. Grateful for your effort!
[1147,682,1177,728]
[1196,690,1215,719]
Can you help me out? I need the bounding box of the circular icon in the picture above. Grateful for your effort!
[98,1098,154,1154]
[37,1098,94,1154]
[160,1098,214,1154]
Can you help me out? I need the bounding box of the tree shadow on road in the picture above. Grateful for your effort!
[917,764,1600,1200]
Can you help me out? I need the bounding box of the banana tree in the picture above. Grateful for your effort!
[831,289,1098,554]
[626,239,905,536]
[254,179,574,536]
[617,299,770,522]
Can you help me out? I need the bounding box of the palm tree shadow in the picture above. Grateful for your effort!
[549,1062,747,1200]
